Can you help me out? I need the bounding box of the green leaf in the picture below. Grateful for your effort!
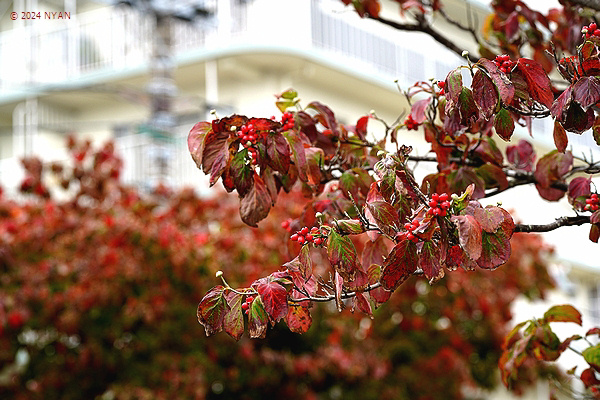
[339,170,360,201]
[248,295,269,339]
[276,99,298,113]
[197,285,229,336]
[476,164,509,190]
[224,292,244,341]
[336,219,366,235]
[458,87,479,126]
[543,304,582,325]
[239,173,272,227]
[380,240,418,290]
[583,344,600,370]
[326,229,361,281]
[279,88,298,100]
[494,108,515,141]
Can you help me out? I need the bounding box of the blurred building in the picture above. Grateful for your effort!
[0,0,598,398]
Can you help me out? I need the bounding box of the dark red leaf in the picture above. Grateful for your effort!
[445,67,463,103]
[307,101,340,136]
[534,150,572,201]
[473,205,507,233]
[477,59,515,104]
[224,292,244,341]
[197,285,229,336]
[476,220,513,269]
[188,121,211,169]
[283,131,309,182]
[265,132,291,174]
[419,241,444,284]
[362,236,388,269]
[305,147,324,186]
[366,200,399,237]
[516,58,553,108]
[504,11,519,41]
[476,164,509,190]
[506,140,536,172]
[353,292,373,317]
[446,245,478,271]
[450,215,482,261]
[494,108,515,141]
[230,150,254,197]
[458,87,479,127]
[568,176,591,202]
[472,70,498,119]
[563,102,595,134]
[553,120,568,153]
[367,263,392,305]
[572,76,600,110]
[550,85,573,121]
[380,240,418,290]
[581,367,600,388]
[253,276,290,323]
[355,115,369,140]
[239,173,272,227]
[590,223,600,243]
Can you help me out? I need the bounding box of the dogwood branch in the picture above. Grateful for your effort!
[514,215,591,233]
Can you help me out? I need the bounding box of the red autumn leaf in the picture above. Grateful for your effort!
[587,328,600,337]
[446,244,478,271]
[568,176,591,202]
[362,236,388,270]
[201,131,231,182]
[590,223,600,243]
[239,173,272,227]
[473,205,507,233]
[499,333,533,387]
[286,304,312,334]
[197,285,229,336]
[188,121,211,169]
[410,98,431,124]
[506,139,536,172]
[572,76,600,110]
[419,241,445,284]
[553,120,568,153]
[355,115,369,140]
[494,108,514,141]
[265,132,291,174]
[458,87,480,127]
[477,59,515,104]
[248,295,269,339]
[534,150,572,201]
[543,304,582,325]
[581,367,600,388]
[449,167,486,199]
[563,102,595,134]
[284,246,316,295]
[366,200,399,237]
[307,101,340,136]
[353,292,373,317]
[247,117,280,132]
[326,229,361,281]
[380,240,418,290]
[472,69,498,119]
[445,67,463,103]
[253,275,291,323]
[516,58,553,108]
[212,114,247,134]
[224,292,244,341]
[230,150,254,197]
[550,85,572,121]
[504,11,519,41]
[366,263,392,305]
[450,215,482,261]
[283,131,309,182]
[476,217,513,269]
[305,147,324,186]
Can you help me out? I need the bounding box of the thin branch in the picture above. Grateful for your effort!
[514,215,591,233]
[370,15,466,60]
[566,0,600,13]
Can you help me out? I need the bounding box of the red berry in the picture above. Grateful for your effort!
[281,220,290,229]
[431,193,439,201]
[7,311,24,329]
[311,227,319,234]
[242,302,249,311]
[433,208,441,216]
[441,201,451,210]
[592,193,598,200]
[594,204,599,211]
[439,209,447,217]
[404,222,412,230]
[297,236,305,244]
[314,237,323,245]
[439,193,448,201]
[591,22,597,31]
[429,200,437,208]
[305,234,313,242]
[406,232,415,241]
[290,233,299,241]
[301,227,309,235]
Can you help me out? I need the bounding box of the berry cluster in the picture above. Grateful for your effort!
[241,296,255,315]
[494,54,515,74]
[404,218,421,243]
[582,22,600,39]
[426,192,451,217]
[281,112,295,130]
[437,80,446,96]
[404,114,419,131]
[236,123,260,164]
[290,226,325,246]
[585,193,599,211]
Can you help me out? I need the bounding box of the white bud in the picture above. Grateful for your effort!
[369,109,376,115]
[315,212,323,219]
[451,193,459,200]
[230,126,237,131]
[210,109,217,115]
[376,150,386,157]
[215,270,223,278]
[462,50,469,57]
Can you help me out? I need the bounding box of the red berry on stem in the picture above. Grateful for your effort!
[431,193,439,201]
[439,193,448,201]
[290,233,299,241]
